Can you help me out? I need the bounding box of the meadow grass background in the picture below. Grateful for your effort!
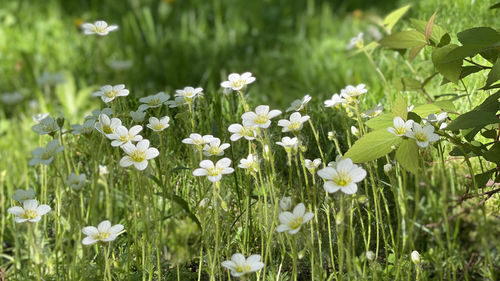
[1,0,500,280]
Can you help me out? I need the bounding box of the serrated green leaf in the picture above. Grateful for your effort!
[432,44,462,84]
[344,130,402,163]
[383,5,411,33]
[365,113,394,130]
[396,139,419,174]
[380,30,427,49]
[392,94,408,120]
[445,110,499,130]
[410,18,447,45]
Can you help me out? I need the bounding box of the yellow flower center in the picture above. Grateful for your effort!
[207,146,221,155]
[103,125,113,134]
[93,231,111,240]
[119,134,131,142]
[208,167,222,177]
[415,132,428,142]
[105,90,117,98]
[232,80,244,88]
[235,265,251,273]
[394,126,407,135]
[21,210,38,220]
[289,217,304,230]
[94,26,107,34]
[289,122,302,131]
[153,123,164,130]
[254,114,268,124]
[130,150,146,162]
[333,173,351,187]
[147,99,161,106]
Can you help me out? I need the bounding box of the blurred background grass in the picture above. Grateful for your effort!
[0,0,497,183]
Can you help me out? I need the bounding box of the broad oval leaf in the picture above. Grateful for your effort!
[344,130,402,163]
[366,113,394,130]
[446,110,499,130]
[380,30,427,49]
[432,44,462,84]
[396,139,419,174]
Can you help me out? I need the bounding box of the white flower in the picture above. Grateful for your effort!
[147,116,170,132]
[424,113,448,129]
[130,109,146,123]
[317,158,366,194]
[174,87,203,105]
[383,163,393,173]
[203,138,230,157]
[221,253,264,277]
[286,95,311,112]
[341,84,367,98]
[29,140,64,166]
[165,98,184,108]
[67,173,87,189]
[7,199,51,223]
[92,84,129,103]
[242,105,281,129]
[95,114,122,137]
[327,155,343,169]
[109,125,143,147]
[366,251,376,261]
[362,104,384,118]
[119,139,159,170]
[0,92,23,105]
[220,72,256,91]
[324,94,346,108]
[81,21,118,36]
[305,158,321,173]
[276,136,298,153]
[407,105,415,112]
[238,154,259,173]
[32,116,59,135]
[82,220,124,245]
[411,251,421,265]
[108,60,132,70]
[278,112,310,133]
[279,197,292,211]
[32,113,49,123]
[405,123,440,148]
[276,203,314,234]
[12,188,35,202]
[37,72,65,85]
[351,126,360,137]
[193,158,234,182]
[72,119,95,135]
[227,123,257,141]
[85,108,113,121]
[387,117,414,137]
[138,92,170,111]
[346,32,364,50]
[99,165,109,175]
[182,134,215,147]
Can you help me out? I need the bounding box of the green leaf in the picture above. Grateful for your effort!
[458,27,500,45]
[410,18,447,45]
[392,77,421,91]
[432,44,462,84]
[412,103,442,117]
[443,43,500,63]
[392,94,408,119]
[484,143,500,163]
[490,3,500,9]
[425,12,437,44]
[365,113,394,130]
[380,30,427,49]
[476,90,500,112]
[383,5,411,33]
[475,169,495,187]
[409,44,425,61]
[396,139,419,174]
[485,59,500,87]
[446,110,499,130]
[433,100,457,112]
[344,130,402,163]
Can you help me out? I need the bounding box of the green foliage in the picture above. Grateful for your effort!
[344,130,401,163]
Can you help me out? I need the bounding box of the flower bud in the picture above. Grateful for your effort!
[411,250,421,265]
[366,251,375,261]
[279,197,292,211]
[383,163,392,174]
